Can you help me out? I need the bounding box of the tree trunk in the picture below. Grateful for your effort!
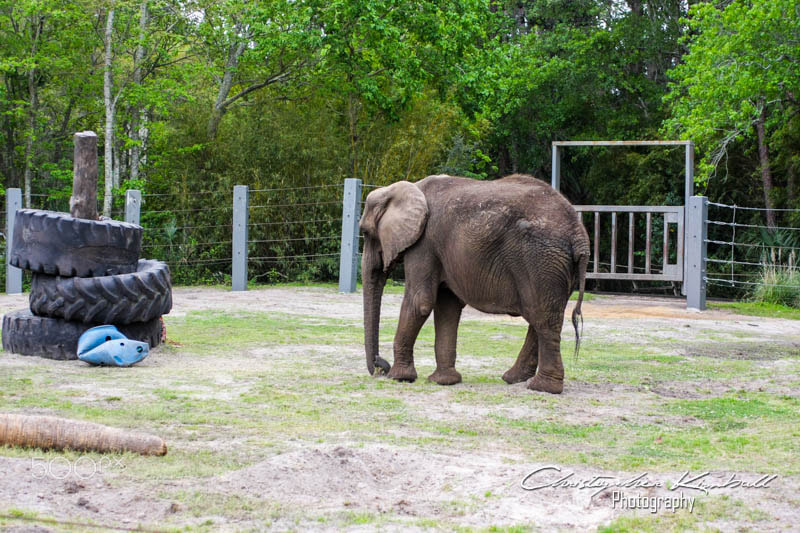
[754,104,776,229]
[0,413,166,456]
[22,14,44,209]
[103,7,115,217]
[208,40,247,140]
[348,91,360,179]
[113,134,121,189]
[129,0,148,182]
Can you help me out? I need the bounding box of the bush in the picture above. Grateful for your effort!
[751,255,800,308]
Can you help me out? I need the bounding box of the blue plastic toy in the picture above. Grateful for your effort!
[77,325,149,367]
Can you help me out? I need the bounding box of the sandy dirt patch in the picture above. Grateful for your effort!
[0,286,798,531]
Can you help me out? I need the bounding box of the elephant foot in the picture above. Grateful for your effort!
[387,363,417,382]
[428,367,462,386]
[372,356,391,376]
[502,366,537,384]
[526,373,563,394]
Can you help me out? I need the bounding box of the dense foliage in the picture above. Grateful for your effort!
[0,0,798,291]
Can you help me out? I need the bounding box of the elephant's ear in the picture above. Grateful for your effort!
[360,181,428,272]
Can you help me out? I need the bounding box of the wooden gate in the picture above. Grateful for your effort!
[574,205,684,282]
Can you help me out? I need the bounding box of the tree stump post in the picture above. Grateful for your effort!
[70,131,98,220]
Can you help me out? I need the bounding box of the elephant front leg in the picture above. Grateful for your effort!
[502,325,538,384]
[428,288,464,385]
[387,292,432,382]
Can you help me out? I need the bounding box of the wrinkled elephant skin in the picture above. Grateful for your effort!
[360,174,590,395]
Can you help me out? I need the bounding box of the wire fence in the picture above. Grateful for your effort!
[137,184,345,285]
[704,201,800,300]
[3,182,799,306]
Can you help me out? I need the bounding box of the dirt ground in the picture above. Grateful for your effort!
[0,287,798,532]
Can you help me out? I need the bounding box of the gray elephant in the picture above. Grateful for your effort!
[360,174,590,394]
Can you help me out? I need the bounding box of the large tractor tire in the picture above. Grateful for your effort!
[8,209,142,277]
[1,310,163,360]
[30,259,172,325]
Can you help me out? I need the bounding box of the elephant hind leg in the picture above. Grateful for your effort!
[526,323,565,394]
[502,325,538,384]
[428,287,464,386]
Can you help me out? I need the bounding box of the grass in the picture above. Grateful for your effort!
[0,286,796,531]
[598,495,772,532]
[710,300,800,320]
[751,260,800,307]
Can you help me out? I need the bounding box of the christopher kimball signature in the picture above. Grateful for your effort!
[521,466,777,497]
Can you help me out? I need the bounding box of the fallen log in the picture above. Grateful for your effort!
[0,413,167,456]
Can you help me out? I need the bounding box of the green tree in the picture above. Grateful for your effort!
[316,0,497,181]
[663,0,800,228]
[464,1,688,202]
[0,0,97,206]
[197,0,322,140]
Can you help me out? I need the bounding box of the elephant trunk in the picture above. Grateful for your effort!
[362,241,390,375]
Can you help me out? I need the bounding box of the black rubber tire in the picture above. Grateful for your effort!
[29,259,172,325]
[9,209,142,277]
[1,309,163,360]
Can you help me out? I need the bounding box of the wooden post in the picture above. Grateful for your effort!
[610,212,617,273]
[70,131,98,220]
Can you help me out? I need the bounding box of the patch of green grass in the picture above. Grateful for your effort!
[669,395,795,423]
[166,310,363,349]
[570,291,597,302]
[491,415,605,439]
[598,495,771,532]
[1,297,795,530]
[710,300,800,320]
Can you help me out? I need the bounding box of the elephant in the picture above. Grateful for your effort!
[359,174,590,394]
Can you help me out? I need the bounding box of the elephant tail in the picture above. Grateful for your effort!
[571,248,589,360]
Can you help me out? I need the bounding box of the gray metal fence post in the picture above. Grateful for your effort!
[686,195,707,310]
[682,141,695,296]
[339,178,362,293]
[232,185,249,291]
[125,189,141,225]
[551,144,560,191]
[5,188,22,294]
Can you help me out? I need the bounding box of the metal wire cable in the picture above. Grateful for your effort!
[248,236,339,244]
[705,239,800,250]
[250,201,341,208]
[705,277,799,288]
[143,191,231,197]
[142,240,232,249]
[708,201,800,212]
[250,184,343,193]
[706,258,767,267]
[146,206,232,214]
[143,223,232,232]
[165,258,231,265]
[248,218,341,227]
[707,219,800,231]
[249,253,340,260]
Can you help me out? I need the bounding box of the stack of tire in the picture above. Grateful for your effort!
[2,209,172,360]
